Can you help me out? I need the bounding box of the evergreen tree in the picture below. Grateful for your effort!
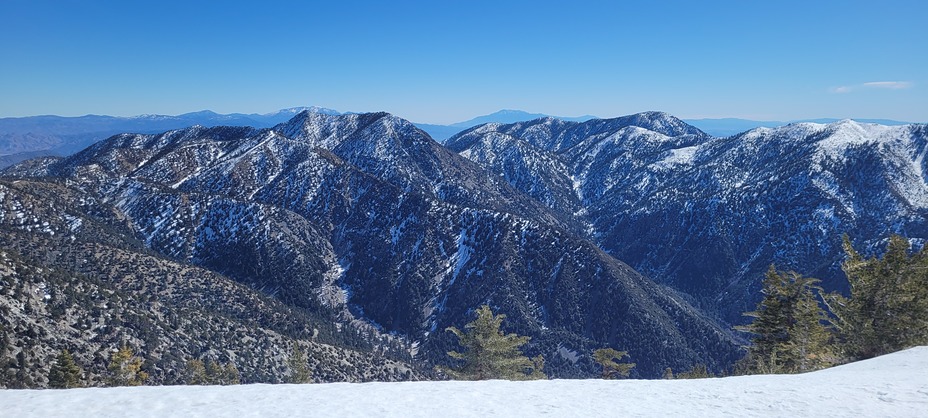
[205,360,224,383]
[184,359,208,385]
[737,266,834,373]
[785,275,834,372]
[220,362,241,385]
[826,235,928,360]
[287,347,313,384]
[445,305,545,380]
[48,349,83,389]
[107,346,148,386]
[0,324,9,357]
[527,355,546,380]
[592,348,635,379]
[184,358,240,385]
[675,364,713,379]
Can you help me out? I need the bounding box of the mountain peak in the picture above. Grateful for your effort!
[638,110,673,118]
[449,110,598,128]
[272,106,340,116]
[594,111,708,139]
[178,110,220,118]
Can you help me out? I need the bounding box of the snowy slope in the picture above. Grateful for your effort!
[2,111,742,378]
[0,107,341,166]
[4,346,927,417]
[449,114,928,323]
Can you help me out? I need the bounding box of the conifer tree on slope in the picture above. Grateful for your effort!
[184,359,208,385]
[219,362,241,385]
[826,235,928,360]
[675,364,713,379]
[737,266,833,373]
[592,348,635,379]
[287,347,313,384]
[48,349,83,389]
[107,345,148,386]
[445,305,545,380]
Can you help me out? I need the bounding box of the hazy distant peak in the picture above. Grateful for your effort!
[179,110,220,118]
[271,106,341,116]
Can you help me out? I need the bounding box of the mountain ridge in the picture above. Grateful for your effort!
[3,110,742,378]
[683,117,917,137]
[448,113,928,322]
[2,105,916,166]
[0,177,420,387]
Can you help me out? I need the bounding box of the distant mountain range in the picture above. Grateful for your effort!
[418,111,916,141]
[0,107,339,167]
[684,117,917,137]
[1,106,917,167]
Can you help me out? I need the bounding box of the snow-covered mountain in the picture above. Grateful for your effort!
[447,112,928,322]
[415,110,599,142]
[0,107,342,167]
[683,117,916,137]
[450,110,598,128]
[3,111,741,378]
[4,346,926,417]
[0,177,418,386]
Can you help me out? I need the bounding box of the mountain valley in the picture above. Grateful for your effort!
[447,113,928,321]
[2,111,745,383]
[3,108,926,386]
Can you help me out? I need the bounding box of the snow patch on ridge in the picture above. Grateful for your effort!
[652,145,698,169]
[449,228,473,286]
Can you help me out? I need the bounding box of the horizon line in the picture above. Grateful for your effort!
[1,108,922,126]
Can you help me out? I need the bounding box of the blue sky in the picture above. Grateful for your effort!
[1,0,925,123]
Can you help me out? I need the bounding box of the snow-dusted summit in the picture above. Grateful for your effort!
[3,111,741,378]
[449,114,928,322]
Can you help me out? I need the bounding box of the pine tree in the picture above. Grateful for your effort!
[592,348,635,379]
[737,266,834,373]
[785,275,834,372]
[826,235,928,360]
[220,362,241,385]
[0,324,9,357]
[527,355,546,380]
[184,358,240,385]
[107,346,148,386]
[184,359,208,385]
[205,360,224,384]
[287,347,313,384]
[48,349,83,389]
[675,364,713,379]
[445,305,545,380]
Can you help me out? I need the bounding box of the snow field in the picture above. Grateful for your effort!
[3,346,927,417]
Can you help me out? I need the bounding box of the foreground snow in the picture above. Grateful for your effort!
[4,347,928,417]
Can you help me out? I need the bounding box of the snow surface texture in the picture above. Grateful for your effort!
[4,347,927,417]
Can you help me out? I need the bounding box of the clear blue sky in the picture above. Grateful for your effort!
[1,0,925,123]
